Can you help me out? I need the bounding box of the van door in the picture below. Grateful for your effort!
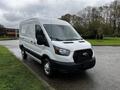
[21,23,35,53]
[34,24,49,56]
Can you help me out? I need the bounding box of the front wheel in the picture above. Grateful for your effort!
[43,58,54,77]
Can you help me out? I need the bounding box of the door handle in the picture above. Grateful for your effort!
[34,42,37,45]
[30,41,37,45]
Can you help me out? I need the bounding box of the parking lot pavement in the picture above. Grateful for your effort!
[0,40,120,90]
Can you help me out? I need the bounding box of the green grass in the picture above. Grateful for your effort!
[0,37,17,40]
[0,46,45,90]
[87,37,120,46]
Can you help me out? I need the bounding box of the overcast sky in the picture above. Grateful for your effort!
[0,0,114,28]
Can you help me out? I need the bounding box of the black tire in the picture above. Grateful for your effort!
[21,49,27,60]
[43,58,54,77]
[82,60,96,70]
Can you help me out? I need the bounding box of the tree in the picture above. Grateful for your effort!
[0,24,5,36]
[60,0,120,39]
[110,0,120,36]
[61,14,72,23]
[0,24,4,29]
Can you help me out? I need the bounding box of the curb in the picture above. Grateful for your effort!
[8,48,55,90]
[21,62,55,90]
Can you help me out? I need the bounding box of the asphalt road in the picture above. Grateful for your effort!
[0,40,120,90]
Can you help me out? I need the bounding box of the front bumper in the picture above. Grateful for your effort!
[50,57,96,72]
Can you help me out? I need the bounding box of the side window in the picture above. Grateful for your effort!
[21,24,34,38]
[35,25,49,46]
[27,24,33,37]
[21,25,26,34]
[21,25,26,35]
[35,25,45,38]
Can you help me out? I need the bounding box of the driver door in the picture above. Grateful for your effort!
[34,24,48,56]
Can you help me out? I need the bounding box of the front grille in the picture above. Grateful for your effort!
[73,49,93,63]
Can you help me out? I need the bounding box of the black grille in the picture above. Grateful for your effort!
[73,49,93,63]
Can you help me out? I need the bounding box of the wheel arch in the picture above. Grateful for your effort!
[41,54,51,63]
[19,45,24,50]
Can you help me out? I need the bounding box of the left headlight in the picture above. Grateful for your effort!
[53,46,70,56]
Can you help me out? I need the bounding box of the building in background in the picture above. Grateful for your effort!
[0,27,19,38]
[5,28,19,38]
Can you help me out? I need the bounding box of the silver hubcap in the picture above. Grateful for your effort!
[44,62,50,75]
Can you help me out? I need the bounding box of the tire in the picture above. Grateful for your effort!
[43,58,54,77]
[21,49,27,60]
[82,60,96,70]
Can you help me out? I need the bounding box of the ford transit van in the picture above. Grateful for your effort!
[19,18,96,76]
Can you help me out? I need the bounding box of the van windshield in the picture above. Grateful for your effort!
[43,24,82,41]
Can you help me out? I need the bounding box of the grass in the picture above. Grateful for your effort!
[87,37,120,46]
[0,36,18,40]
[0,45,46,90]
[0,37,17,40]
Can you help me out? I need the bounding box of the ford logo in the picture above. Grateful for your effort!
[82,52,88,56]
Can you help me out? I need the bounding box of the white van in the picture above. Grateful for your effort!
[19,18,96,76]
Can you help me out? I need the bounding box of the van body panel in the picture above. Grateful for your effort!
[19,18,96,73]
[51,40,91,52]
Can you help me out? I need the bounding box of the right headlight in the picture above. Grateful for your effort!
[53,46,70,56]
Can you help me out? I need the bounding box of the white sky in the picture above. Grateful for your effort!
[0,0,114,28]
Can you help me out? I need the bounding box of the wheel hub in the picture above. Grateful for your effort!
[44,62,50,75]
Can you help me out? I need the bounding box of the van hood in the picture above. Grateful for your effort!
[52,40,92,51]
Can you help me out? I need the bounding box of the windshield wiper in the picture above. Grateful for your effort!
[65,38,81,41]
[50,37,63,41]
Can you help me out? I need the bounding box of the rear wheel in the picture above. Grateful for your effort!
[21,49,27,60]
[43,58,54,77]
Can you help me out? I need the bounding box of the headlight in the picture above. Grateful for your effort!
[53,46,70,56]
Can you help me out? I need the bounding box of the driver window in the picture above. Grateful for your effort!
[35,25,49,46]
[35,25,43,38]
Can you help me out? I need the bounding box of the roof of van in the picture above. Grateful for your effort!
[21,18,70,25]
[39,18,69,25]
